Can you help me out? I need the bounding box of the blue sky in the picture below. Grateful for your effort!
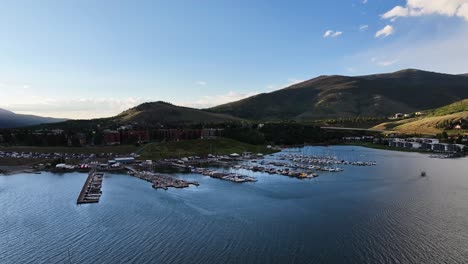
[1,0,468,118]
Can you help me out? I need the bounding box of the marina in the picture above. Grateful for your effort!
[77,170,104,204]
[191,168,257,183]
[226,153,377,179]
[2,145,468,264]
[127,169,199,190]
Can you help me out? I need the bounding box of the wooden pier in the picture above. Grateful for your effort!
[77,170,104,204]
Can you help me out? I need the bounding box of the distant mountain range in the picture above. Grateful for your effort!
[0,108,66,128]
[208,69,468,121]
[2,69,468,129]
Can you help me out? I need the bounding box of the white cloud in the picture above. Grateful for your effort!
[375,25,395,38]
[196,81,207,86]
[1,97,150,119]
[2,92,263,119]
[382,0,468,21]
[262,78,306,92]
[285,78,305,87]
[346,24,468,74]
[323,30,343,38]
[183,78,305,108]
[323,30,333,38]
[359,25,369,31]
[333,31,343,37]
[181,91,259,109]
[458,3,468,19]
[371,57,399,67]
[362,0,368,4]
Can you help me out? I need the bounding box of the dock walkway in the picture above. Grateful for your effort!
[77,169,104,204]
[126,168,198,190]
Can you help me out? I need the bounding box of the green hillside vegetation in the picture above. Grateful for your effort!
[138,138,276,160]
[372,99,468,135]
[29,101,243,131]
[208,69,468,121]
[116,101,242,125]
[425,99,468,117]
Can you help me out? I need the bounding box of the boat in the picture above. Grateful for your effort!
[421,171,426,177]
[308,173,319,178]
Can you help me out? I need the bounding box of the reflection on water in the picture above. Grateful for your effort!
[1,146,468,264]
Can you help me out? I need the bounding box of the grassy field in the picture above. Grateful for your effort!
[372,112,468,135]
[138,138,277,160]
[426,99,468,117]
[372,99,468,135]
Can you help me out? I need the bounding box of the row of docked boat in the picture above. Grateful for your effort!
[235,164,319,179]
[128,170,199,190]
[279,154,377,166]
[77,172,103,204]
[191,168,257,183]
[257,160,344,172]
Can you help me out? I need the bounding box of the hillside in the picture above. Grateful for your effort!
[425,99,468,117]
[208,69,468,121]
[372,99,468,135]
[114,101,242,125]
[0,108,66,128]
[32,101,243,130]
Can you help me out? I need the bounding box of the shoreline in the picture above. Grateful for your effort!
[341,142,428,153]
[0,165,40,176]
[2,143,465,177]
[341,142,467,157]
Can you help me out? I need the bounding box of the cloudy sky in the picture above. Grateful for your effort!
[1,0,468,119]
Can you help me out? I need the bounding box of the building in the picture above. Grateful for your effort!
[404,142,421,149]
[421,142,433,151]
[103,130,121,145]
[121,130,150,144]
[114,157,135,164]
[152,128,223,141]
[201,128,222,139]
[342,136,374,142]
[387,138,465,153]
[432,143,448,152]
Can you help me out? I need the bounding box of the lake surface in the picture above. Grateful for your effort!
[1,146,468,264]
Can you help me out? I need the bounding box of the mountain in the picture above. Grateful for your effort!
[33,101,243,130]
[208,69,468,121]
[0,108,66,128]
[114,101,242,125]
[372,99,468,135]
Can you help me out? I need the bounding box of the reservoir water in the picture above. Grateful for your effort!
[1,146,468,264]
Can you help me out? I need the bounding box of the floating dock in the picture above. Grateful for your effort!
[77,170,104,204]
[127,167,199,190]
[191,168,257,182]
